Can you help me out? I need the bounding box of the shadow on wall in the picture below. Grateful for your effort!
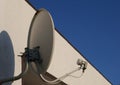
[0,31,15,85]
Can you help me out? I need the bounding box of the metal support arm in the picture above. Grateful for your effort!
[0,58,29,85]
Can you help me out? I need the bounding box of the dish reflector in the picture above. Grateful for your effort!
[27,8,54,74]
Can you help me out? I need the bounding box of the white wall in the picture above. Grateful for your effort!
[48,31,111,85]
[0,0,111,85]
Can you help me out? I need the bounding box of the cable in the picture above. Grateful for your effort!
[39,67,82,85]
[68,72,83,78]
[40,74,61,85]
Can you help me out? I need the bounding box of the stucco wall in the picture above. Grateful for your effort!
[47,30,111,85]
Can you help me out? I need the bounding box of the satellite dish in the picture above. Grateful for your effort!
[0,31,15,85]
[25,8,87,84]
[27,8,54,74]
[0,8,87,85]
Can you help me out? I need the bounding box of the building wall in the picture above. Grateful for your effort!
[0,0,111,85]
[47,30,111,85]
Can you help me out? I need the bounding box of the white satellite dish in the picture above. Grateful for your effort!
[27,8,54,74]
[0,8,87,85]
[0,31,15,85]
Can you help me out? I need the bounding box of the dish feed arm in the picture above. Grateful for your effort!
[39,59,87,85]
[0,56,29,85]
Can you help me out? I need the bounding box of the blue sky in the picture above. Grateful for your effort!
[27,0,120,84]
